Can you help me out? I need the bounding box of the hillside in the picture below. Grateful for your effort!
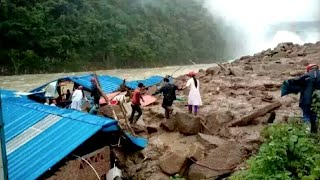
[117,41,320,179]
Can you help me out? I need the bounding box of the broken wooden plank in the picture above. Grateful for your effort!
[227,101,282,127]
[119,102,136,136]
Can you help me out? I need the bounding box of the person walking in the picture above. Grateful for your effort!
[182,71,202,115]
[153,78,181,119]
[282,64,320,133]
[129,83,145,123]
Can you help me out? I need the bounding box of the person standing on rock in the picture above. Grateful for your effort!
[129,83,145,123]
[182,71,202,115]
[282,64,320,133]
[153,77,182,119]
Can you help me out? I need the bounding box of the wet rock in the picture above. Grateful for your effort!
[159,150,186,175]
[243,65,253,71]
[198,133,229,147]
[150,107,165,118]
[298,50,307,56]
[175,112,201,135]
[240,55,251,60]
[187,143,205,160]
[146,125,158,134]
[290,70,305,76]
[264,63,292,72]
[272,51,288,58]
[206,66,221,75]
[229,67,244,76]
[188,143,245,180]
[160,119,176,132]
[277,42,293,50]
[262,56,272,61]
[203,110,233,135]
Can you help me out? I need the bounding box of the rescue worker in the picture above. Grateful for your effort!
[129,83,145,123]
[153,78,181,119]
[282,64,320,133]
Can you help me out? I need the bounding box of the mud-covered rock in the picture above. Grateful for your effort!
[159,150,186,175]
[160,119,176,132]
[204,110,233,134]
[175,112,201,135]
[206,66,221,75]
[188,143,245,180]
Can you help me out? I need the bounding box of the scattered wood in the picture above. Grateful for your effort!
[200,120,215,135]
[217,63,228,71]
[227,101,282,127]
[119,102,136,136]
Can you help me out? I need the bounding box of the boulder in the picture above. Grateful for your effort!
[188,143,245,180]
[272,51,288,58]
[262,56,272,61]
[160,119,176,132]
[243,65,253,71]
[175,112,201,135]
[240,55,251,60]
[203,110,233,135]
[159,150,186,175]
[206,66,221,75]
[198,133,229,147]
[229,67,244,76]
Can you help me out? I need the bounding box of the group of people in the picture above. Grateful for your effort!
[129,71,202,122]
[43,64,320,134]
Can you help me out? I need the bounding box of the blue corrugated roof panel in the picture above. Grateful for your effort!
[126,75,164,89]
[1,89,18,99]
[30,74,124,94]
[69,74,123,93]
[2,96,118,180]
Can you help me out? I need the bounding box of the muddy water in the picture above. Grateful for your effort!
[0,63,217,91]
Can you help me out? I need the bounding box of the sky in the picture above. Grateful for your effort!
[203,0,320,55]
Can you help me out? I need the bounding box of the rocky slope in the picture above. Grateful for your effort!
[114,41,320,180]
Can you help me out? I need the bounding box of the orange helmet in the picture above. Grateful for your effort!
[307,64,319,72]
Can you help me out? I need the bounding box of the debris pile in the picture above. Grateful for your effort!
[118,41,320,179]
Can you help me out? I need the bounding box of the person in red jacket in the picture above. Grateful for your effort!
[129,83,145,123]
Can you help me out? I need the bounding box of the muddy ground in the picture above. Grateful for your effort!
[113,41,320,180]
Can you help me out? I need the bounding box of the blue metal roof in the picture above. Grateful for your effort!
[1,89,18,99]
[30,74,166,94]
[126,75,164,89]
[2,95,118,180]
[30,74,124,94]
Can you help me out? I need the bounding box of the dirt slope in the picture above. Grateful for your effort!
[116,41,320,180]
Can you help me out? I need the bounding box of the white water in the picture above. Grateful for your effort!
[204,0,320,56]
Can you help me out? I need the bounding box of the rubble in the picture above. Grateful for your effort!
[188,143,245,179]
[122,41,320,179]
[175,112,202,135]
[159,150,186,175]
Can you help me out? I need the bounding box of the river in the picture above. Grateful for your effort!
[0,63,217,91]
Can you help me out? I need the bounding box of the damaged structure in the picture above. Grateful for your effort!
[0,89,147,180]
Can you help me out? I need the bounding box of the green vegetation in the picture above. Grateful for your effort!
[230,118,320,180]
[170,174,185,180]
[0,0,235,75]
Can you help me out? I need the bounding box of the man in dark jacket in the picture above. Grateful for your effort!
[153,78,181,119]
[286,64,320,133]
